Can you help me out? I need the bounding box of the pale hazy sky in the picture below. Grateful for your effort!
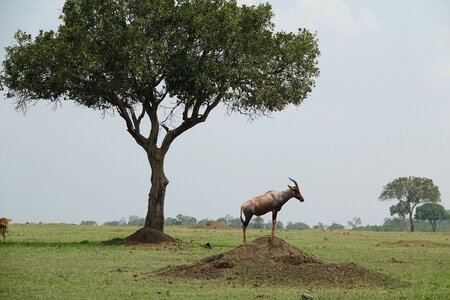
[1,0,449,227]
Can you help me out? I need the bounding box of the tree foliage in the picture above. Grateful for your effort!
[286,221,310,230]
[80,220,98,225]
[389,202,409,218]
[328,222,345,230]
[1,0,319,118]
[217,215,242,228]
[379,177,441,232]
[128,215,145,226]
[1,0,320,234]
[347,217,361,229]
[313,222,326,230]
[103,217,127,226]
[415,203,449,232]
[164,214,197,226]
[248,216,265,229]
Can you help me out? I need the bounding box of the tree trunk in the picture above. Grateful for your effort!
[408,211,415,232]
[144,150,168,232]
[431,220,436,232]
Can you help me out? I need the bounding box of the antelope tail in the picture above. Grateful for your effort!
[240,206,245,224]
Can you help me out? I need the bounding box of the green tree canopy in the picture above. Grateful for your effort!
[389,202,409,218]
[286,221,310,230]
[379,177,441,232]
[415,203,449,232]
[128,215,145,226]
[329,222,344,230]
[248,216,265,229]
[80,220,98,225]
[275,220,284,230]
[1,0,320,238]
[217,215,242,228]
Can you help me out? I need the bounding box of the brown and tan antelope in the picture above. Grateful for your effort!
[0,218,12,244]
[240,178,304,243]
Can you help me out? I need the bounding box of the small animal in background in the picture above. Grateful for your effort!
[0,218,12,244]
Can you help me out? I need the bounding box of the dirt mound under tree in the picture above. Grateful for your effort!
[124,227,176,244]
[158,236,399,288]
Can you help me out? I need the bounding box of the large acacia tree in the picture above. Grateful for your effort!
[379,177,441,232]
[1,0,320,233]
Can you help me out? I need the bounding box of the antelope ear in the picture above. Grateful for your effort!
[287,185,294,190]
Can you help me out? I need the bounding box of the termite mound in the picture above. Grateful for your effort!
[192,220,230,229]
[123,227,176,244]
[158,236,400,288]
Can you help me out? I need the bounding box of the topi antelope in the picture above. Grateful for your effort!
[0,218,12,244]
[240,178,304,243]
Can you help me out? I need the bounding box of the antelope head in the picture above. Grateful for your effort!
[288,177,304,202]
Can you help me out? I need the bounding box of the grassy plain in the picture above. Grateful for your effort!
[1,224,449,299]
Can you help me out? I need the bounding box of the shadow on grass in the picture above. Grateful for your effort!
[2,238,126,248]
[101,237,125,245]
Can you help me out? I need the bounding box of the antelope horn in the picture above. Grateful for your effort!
[289,177,299,188]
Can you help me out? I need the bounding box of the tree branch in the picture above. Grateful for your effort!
[161,101,183,130]
[146,94,160,146]
[160,91,223,154]
[109,94,147,148]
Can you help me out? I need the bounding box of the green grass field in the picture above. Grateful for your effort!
[1,224,449,299]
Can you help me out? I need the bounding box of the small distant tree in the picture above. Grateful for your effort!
[128,215,145,226]
[415,203,449,232]
[217,217,227,224]
[347,217,362,229]
[80,220,97,225]
[217,215,235,226]
[379,177,441,232]
[286,221,310,230]
[313,222,327,230]
[329,222,344,230]
[164,217,180,226]
[275,221,284,230]
[249,216,265,229]
[175,214,197,226]
[228,217,242,228]
[103,220,120,226]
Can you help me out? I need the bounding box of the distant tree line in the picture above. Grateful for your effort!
[82,208,450,232]
[92,215,353,231]
[355,216,450,232]
[87,214,313,230]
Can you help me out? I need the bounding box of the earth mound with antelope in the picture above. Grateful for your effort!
[158,236,398,288]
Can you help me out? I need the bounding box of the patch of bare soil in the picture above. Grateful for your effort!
[376,240,450,248]
[158,236,398,288]
[123,227,176,244]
